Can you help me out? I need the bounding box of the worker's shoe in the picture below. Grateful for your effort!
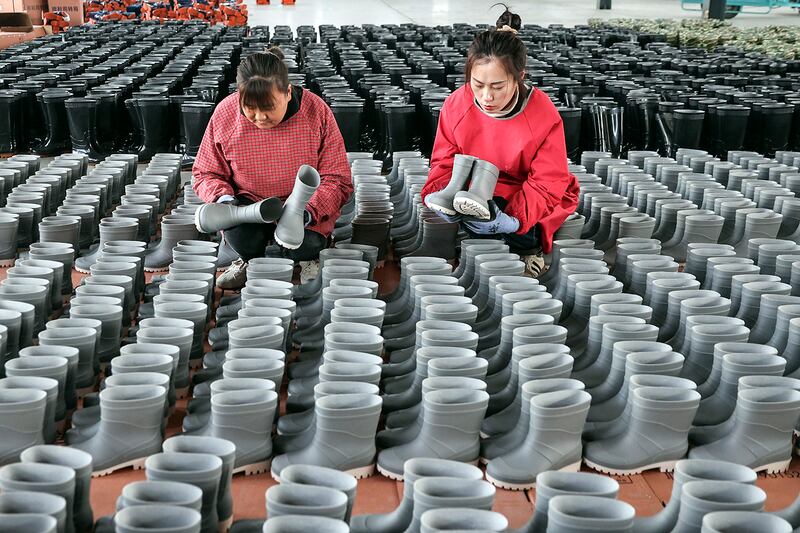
[216,258,248,290]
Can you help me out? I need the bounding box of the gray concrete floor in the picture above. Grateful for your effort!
[246,0,800,29]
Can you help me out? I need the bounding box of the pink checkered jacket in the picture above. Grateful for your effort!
[192,89,353,238]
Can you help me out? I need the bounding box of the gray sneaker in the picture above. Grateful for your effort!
[523,253,546,278]
[216,258,247,290]
[299,259,320,284]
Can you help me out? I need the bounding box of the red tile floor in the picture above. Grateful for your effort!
[6,255,800,528]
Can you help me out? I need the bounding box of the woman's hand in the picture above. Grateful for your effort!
[462,201,520,234]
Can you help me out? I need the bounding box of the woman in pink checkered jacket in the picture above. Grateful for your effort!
[192,48,353,289]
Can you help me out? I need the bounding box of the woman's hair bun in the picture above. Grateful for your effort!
[493,3,522,31]
[265,45,285,60]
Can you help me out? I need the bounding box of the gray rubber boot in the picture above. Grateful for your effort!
[68,304,123,367]
[194,197,282,234]
[382,346,475,414]
[694,351,786,426]
[19,345,79,412]
[7,353,68,424]
[144,452,221,533]
[331,303,386,329]
[351,458,482,533]
[262,516,348,532]
[19,445,93,533]
[585,341,674,408]
[584,386,701,475]
[425,155,476,216]
[70,384,166,477]
[748,295,800,346]
[187,389,278,476]
[293,248,364,299]
[114,505,201,533]
[38,326,98,395]
[0,387,47,464]
[183,377,275,432]
[0,307,22,360]
[514,471,619,533]
[585,350,684,427]
[154,302,208,364]
[572,322,659,388]
[646,275,700,327]
[145,219,200,272]
[701,511,791,533]
[0,282,48,335]
[0,513,57,533]
[117,480,203,516]
[0,492,66,533]
[377,388,489,480]
[483,348,573,436]
[455,243,508,291]
[0,213,19,266]
[481,317,562,394]
[271,392,382,480]
[406,477,496,533]
[689,387,800,473]
[74,217,138,273]
[572,312,645,370]
[0,462,75,533]
[680,321,751,387]
[0,376,58,444]
[452,160,500,219]
[485,389,591,490]
[419,508,507,532]
[162,435,236,531]
[274,165,321,250]
[658,289,727,346]
[136,326,194,396]
[280,464,357,522]
[545,495,634,533]
[266,483,348,520]
[672,480,766,533]
[382,377,486,445]
[481,377,584,464]
[634,459,758,533]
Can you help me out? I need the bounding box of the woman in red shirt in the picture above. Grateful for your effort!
[421,12,579,277]
[193,48,352,288]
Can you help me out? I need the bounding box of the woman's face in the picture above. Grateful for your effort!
[241,85,292,130]
[470,58,518,113]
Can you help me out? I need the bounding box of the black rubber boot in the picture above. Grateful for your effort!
[709,105,750,157]
[169,95,200,154]
[671,109,705,156]
[34,90,72,156]
[383,103,416,169]
[0,90,23,153]
[64,97,107,163]
[759,103,794,158]
[182,101,216,161]
[135,97,172,162]
[558,107,582,163]
[11,81,46,151]
[331,101,365,152]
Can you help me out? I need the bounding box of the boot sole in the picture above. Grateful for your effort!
[91,456,148,478]
[274,233,301,250]
[484,461,581,491]
[426,202,458,216]
[0,258,15,267]
[453,196,490,219]
[752,458,792,474]
[583,458,677,476]
[74,265,92,274]
[232,460,270,476]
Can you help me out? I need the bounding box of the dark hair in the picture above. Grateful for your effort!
[493,3,521,30]
[236,48,289,111]
[465,5,527,92]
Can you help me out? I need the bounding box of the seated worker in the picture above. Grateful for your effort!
[421,7,579,278]
[193,47,353,288]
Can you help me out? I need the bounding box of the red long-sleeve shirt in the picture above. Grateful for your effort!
[192,89,353,238]
[421,84,579,253]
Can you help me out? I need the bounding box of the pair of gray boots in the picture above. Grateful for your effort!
[424,154,500,220]
[194,165,320,250]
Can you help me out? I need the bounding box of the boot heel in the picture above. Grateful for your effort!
[345,464,376,479]
[234,460,269,476]
[756,458,792,474]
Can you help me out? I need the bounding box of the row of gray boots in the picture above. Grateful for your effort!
[0,148,798,531]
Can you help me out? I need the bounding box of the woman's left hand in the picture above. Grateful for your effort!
[463,201,520,234]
